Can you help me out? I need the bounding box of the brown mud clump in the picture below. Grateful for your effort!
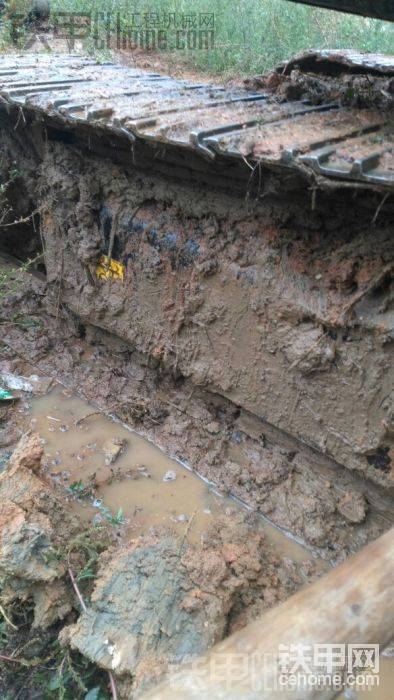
[0,433,80,628]
[245,49,394,110]
[63,513,306,696]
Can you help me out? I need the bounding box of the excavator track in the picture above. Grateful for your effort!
[0,52,392,194]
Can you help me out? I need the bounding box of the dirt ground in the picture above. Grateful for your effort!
[115,47,229,83]
[0,364,318,697]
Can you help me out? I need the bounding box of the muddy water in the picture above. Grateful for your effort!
[16,385,394,697]
[27,384,316,563]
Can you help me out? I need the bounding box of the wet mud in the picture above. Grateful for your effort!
[0,410,320,696]
[245,49,394,110]
[0,49,393,696]
[1,265,391,560]
[0,116,392,554]
[30,384,322,564]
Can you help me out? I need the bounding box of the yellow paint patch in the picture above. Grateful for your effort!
[96,255,125,281]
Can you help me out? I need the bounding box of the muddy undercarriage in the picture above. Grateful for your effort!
[1,95,393,537]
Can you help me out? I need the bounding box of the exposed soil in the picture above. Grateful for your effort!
[114,47,226,84]
[0,404,318,697]
[245,49,394,110]
[246,68,394,110]
[0,258,391,561]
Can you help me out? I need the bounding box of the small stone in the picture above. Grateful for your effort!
[205,420,221,434]
[103,437,127,466]
[337,491,367,524]
[163,470,177,482]
[171,513,188,523]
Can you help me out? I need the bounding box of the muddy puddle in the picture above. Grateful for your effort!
[22,383,318,565]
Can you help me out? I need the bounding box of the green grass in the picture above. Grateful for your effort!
[47,0,393,76]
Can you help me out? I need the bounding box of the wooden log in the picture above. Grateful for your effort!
[142,528,394,699]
